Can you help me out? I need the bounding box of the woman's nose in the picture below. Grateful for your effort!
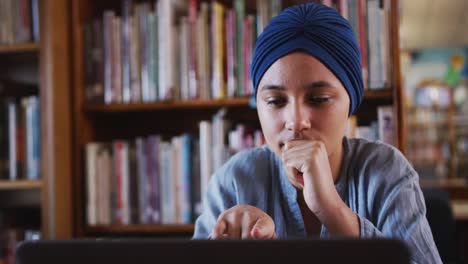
[284,104,311,132]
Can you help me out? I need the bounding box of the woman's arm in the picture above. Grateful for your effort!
[359,166,442,264]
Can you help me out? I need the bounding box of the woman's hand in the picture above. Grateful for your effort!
[282,140,359,237]
[211,205,277,239]
[281,140,340,216]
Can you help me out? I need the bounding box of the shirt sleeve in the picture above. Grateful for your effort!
[358,165,442,264]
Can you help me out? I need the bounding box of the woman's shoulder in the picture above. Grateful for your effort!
[344,137,417,185]
[346,137,409,167]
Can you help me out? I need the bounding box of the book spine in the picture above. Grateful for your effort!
[149,135,161,223]
[188,0,199,99]
[103,11,115,104]
[235,0,245,96]
[199,121,212,210]
[129,12,141,103]
[113,17,123,103]
[92,19,105,103]
[135,137,148,224]
[128,141,139,224]
[148,10,159,102]
[31,0,39,42]
[181,134,192,223]
[358,0,368,90]
[226,9,236,98]
[197,3,210,100]
[121,0,132,103]
[139,3,150,102]
[179,16,190,101]
[113,141,124,224]
[7,99,16,180]
[85,143,99,226]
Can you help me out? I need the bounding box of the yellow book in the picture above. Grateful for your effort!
[212,2,226,99]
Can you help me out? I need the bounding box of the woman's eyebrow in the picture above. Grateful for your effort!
[260,84,286,91]
[304,81,336,90]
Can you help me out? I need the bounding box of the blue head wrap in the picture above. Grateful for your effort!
[250,3,364,115]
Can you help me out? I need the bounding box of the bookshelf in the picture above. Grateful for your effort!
[0,1,74,255]
[71,0,405,238]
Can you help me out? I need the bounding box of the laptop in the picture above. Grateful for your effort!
[16,238,411,264]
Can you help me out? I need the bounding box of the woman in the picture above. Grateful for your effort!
[193,3,442,263]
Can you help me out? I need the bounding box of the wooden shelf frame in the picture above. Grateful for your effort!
[83,97,252,112]
[0,43,40,53]
[83,90,394,113]
[0,180,42,190]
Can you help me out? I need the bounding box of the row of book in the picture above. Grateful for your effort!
[0,0,40,45]
[83,0,391,105]
[85,113,264,226]
[84,0,281,104]
[0,96,41,181]
[346,105,396,146]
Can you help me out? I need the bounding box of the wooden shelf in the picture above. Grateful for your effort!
[83,98,252,113]
[86,224,194,235]
[363,89,393,100]
[0,43,39,53]
[452,200,468,220]
[0,180,42,191]
[420,178,467,189]
[406,122,450,129]
[83,91,394,113]
[409,158,450,166]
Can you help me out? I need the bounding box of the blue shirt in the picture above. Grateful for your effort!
[193,137,442,264]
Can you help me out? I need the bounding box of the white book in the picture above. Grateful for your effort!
[158,0,178,101]
[85,143,99,226]
[199,121,212,210]
[160,141,175,224]
[98,145,113,225]
[179,17,190,100]
[8,100,17,180]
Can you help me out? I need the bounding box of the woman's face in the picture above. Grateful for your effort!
[256,52,350,161]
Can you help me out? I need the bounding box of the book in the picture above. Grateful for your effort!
[377,105,395,146]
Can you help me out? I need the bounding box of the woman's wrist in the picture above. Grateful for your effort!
[316,201,360,237]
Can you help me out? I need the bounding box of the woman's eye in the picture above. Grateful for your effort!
[266,97,286,107]
[308,96,330,104]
